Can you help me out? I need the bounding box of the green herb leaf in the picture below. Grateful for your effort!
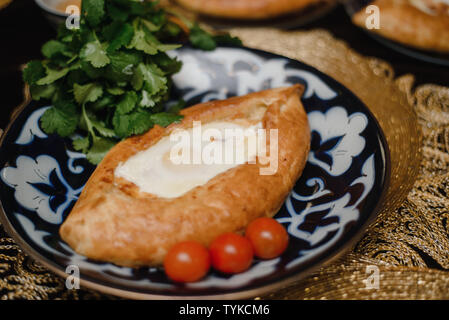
[23,61,46,84]
[107,23,134,52]
[57,24,75,43]
[40,102,79,137]
[150,112,183,127]
[153,53,182,75]
[82,0,105,27]
[167,99,186,114]
[132,63,167,96]
[140,90,155,108]
[214,34,243,46]
[86,136,115,164]
[106,86,125,95]
[91,119,116,138]
[189,24,216,51]
[29,83,58,101]
[127,28,158,55]
[128,111,154,135]
[81,40,111,68]
[36,66,70,85]
[73,136,90,153]
[156,44,182,52]
[112,112,131,138]
[74,82,103,104]
[117,91,138,114]
[141,19,160,32]
[90,94,114,111]
[105,50,141,82]
[80,60,104,79]
[42,40,71,59]
[108,3,129,22]
[113,109,154,138]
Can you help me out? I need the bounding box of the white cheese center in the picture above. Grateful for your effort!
[114,120,264,198]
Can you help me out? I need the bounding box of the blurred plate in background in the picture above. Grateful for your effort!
[344,0,449,67]
[165,0,338,29]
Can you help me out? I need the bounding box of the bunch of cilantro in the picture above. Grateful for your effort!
[22,0,241,164]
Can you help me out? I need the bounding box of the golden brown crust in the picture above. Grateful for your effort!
[174,0,327,20]
[60,85,310,267]
[352,0,449,53]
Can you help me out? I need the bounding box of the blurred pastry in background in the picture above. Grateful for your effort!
[352,0,449,53]
[56,0,81,13]
[0,0,12,10]
[173,0,332,20]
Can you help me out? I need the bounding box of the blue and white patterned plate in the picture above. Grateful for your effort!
[0,46,389,299]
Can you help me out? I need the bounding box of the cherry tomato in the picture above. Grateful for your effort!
[163,241,211,283]
[245,217,289,259]
[209,233,254,274]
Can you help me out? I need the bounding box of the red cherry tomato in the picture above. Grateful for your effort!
[163,241,211,283]
[245,217,289,259]
[209,233,254,274]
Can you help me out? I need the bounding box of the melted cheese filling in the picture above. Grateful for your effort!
[115,120,264,198]
[409,0,449,15]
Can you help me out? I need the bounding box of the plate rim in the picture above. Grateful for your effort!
[0,46,391,300]
[366,31,449,67]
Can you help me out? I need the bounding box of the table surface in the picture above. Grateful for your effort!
[0,0,448,301]
[1,0,448,131]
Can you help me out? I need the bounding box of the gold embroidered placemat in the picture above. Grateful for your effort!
[1,28,448,300]
[231,28,448,300]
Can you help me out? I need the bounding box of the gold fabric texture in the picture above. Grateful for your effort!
[1,29,448,299]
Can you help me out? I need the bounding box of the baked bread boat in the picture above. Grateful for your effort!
[174,0,328,20]
[60,85,310,267]
[352,0,449,53]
